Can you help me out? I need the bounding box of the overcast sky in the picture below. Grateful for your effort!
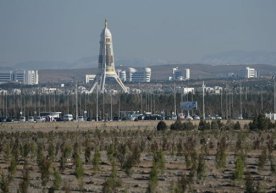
[0,0,276,66]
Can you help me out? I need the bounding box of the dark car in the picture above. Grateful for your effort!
[6,117,16,122]
[0,117,7,122]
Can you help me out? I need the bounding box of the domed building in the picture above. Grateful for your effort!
[127,67,151,83]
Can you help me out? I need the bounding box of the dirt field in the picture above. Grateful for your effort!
[0,120,275,193]
[0,120,250,132]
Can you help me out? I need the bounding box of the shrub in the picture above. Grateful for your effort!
[249,114,273,130]
[198,120,211,130]
[157,121,167,131]
[183,121,195,130]
[211,120,219,130]
[234,121,241,130]
[170,120,183,130]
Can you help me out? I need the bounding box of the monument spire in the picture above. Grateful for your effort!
[105,18,107,28]
[89,20,128,93]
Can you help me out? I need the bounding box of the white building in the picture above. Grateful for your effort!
[117,70,127,82]
[172,67,183,81]
[25,70,39,85]
[15,70,39,85]
[85,74,96,84]
[0,71,13,83]
[0,70,38,85]
[127,67,151,83]
[185,68,190,80]
[183,87,195,94]
[244,67,257,79]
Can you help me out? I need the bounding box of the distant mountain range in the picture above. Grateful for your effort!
[201,50,276,65]
[0,50,275,70]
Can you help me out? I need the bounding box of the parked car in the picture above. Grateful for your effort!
[77,116,84,121]
[0,117,7,122]
[19,116,26,122]
[63,114,73,121]
[28,116,35,122]
[34,116,45,122]
[193,115,200,120]
[6,117,16,122]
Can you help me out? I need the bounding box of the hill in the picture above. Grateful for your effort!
[38,64,276,83]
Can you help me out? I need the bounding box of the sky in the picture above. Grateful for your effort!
[0,0,276,67]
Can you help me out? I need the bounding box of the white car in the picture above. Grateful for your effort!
[77,116,84,121]
[28,116,35,122]
[193,115,200,120]
[63,114,73,121]
[19,116,26,122]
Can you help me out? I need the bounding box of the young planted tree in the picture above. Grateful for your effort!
[116,142,142,176]
[84,145,91,164]
[170,173,192,193]
[52,167,62,191]
[102,162,122,193]
[38,156,52,188]
[153,150,165,175]
[107,143,117,164]
[48,143,55,162]
[74,152,84,191]
[4,143,11,161]
[146,150,166,193]
[147,161,159,193]
[234,153,245,181]
[92,148,101,172]
[18,161,30,193]
[216,136,227,169]
[258,148,267,171]
[59,144,72,172]
[197,154,206,181]
[0,173,10,193]
[8,155,17,178]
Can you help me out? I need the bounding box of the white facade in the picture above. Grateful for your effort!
[0,70,38,85]
[185,68,190,80]
[0,71,13,83]
[127,67,151,83]
[85,74,96,84]
[117,70,127,82]
[144,68,151,82]
[183,87,195,94]
[244,67,257,78]
[25,70,39,85]
[172,67,183,81]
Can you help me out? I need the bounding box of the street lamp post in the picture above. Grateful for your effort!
[202,81,205,120]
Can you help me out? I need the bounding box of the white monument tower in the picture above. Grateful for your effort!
[89,19,128,93]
